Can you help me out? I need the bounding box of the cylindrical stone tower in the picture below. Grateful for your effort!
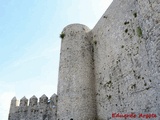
[57,24,96,120]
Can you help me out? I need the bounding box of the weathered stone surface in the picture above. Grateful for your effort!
[91,0,160,119]
[9,0,160,119]
[8,94,57,120]
[20,96,28,107]
[57,24,97,120]
[29,95,38,107]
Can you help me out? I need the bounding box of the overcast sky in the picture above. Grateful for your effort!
[0,0,113,119]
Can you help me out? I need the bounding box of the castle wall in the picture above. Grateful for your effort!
[57,24,97,120]
[8,94,57,120]
[92,0,160,119]
[8,0,160,120]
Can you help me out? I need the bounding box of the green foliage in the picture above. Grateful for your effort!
[94,40,97,45]
[144,83,147,86]
[60,33,65,39]
[131,84,136,89]
[124,21,129,25]
[136,27,142,37]
[107,95,112,100]
[133,12,137,18]
[125,29,128,33]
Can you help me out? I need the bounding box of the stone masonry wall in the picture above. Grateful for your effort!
[8,94,57,120]
[92,0,160,119]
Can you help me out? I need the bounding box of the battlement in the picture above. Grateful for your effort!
[8,94,58,120]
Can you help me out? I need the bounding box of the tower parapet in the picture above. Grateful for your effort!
[8,94,57,120]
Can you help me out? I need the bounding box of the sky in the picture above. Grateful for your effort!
[0,0,113,119]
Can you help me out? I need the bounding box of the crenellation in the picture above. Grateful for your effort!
[28,96,38,120]
[39,94,48,106]
[20,96,28,107]
[50,94,58,107]
[9,94,57,120]
[29,95,38,107]
[9,97,19,120]
[10,97,19,108]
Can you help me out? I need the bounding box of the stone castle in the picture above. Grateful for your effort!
[9,0,160,120]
